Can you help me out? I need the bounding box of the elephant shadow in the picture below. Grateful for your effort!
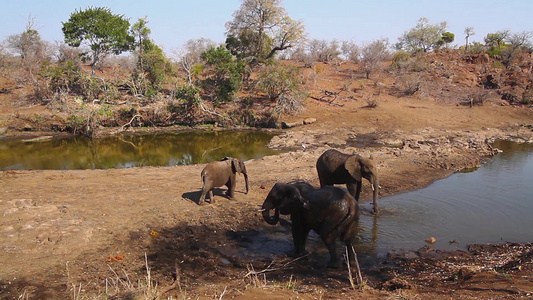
[182,188,231,205]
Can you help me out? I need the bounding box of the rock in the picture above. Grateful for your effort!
[0,127,7,135]
[425,237,437,244]
[303,118,317,125]
[379,138,404,148]
[281,121,303,129]
[23,124,33,131]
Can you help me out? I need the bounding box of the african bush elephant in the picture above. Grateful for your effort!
[262,181,359,268]
[199,157,249,205]
[316,149,379,213]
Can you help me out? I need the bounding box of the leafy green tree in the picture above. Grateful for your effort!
[484,30,510,58]
[130,18,171,92]
[225,0,305,64]
[396,17,448,52]
[201,46,245,103]
[62,7,134,70]
[484,30,509,49]
[139,39,171,91]
[131,17,151,71]
[440,32,455,48]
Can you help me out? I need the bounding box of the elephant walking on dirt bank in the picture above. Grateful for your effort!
[262,181,359,268]
[316,149,379,213]
[199,157,249,205]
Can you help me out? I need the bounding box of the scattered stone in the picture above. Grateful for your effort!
[281,121,302,129]
[383,278,412,291]
[303,118,317,125]
[23,124,33,131]
[426,237,437,244]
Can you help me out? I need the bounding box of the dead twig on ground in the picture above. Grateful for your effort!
[244,255,309,277]
[345,246,363,289]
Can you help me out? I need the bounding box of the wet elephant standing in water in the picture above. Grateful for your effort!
[262,181,359,268]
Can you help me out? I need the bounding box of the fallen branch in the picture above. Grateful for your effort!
[310,96,344,107]
[244,255,309,277]
[121,114,143,130]
[155,260,181,300]
[199,102,230,120]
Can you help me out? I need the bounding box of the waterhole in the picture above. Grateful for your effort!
[0,130,281,170]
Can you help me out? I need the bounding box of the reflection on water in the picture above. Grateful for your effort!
[357,140,533,257]
[0,131,281,170]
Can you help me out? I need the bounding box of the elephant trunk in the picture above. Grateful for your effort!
[262,207,280,225]
[371,176,379,213]
[243,172,249,194]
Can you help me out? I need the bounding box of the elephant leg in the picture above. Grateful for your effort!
[198,188,207,205]
[208,189,215,203]
[319,224,341,268]
[347,182,361,202]
[291,220,310,257]
[225,177,236,199]
[323,235,340,268]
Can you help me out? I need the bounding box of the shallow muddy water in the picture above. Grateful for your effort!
[0,131,280,170]
[357,140,533,256]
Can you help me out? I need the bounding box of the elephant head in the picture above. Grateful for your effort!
[222,157,249,194]
[261,183,307,225]
[345,155,379,211]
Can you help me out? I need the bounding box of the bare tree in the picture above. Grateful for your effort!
[307,39,340,62]
[172,38,216,85]
[501,31,533,67]
[341,40,360,62]
[360,39,390,79]
[464,27,475,50]
[5,16,50,90]
[225,0,305,64]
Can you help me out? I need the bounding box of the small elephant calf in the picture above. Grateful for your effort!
[199,157,249,205]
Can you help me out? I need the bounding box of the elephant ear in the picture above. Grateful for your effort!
[231,158,243,173]
[279,184,305,214]
[345,155,363,181]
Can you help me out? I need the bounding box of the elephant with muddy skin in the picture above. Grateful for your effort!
[262,181,359,268]
[316,149,379,213]
[199,157,249,205]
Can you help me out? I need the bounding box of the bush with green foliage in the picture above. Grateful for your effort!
[256,62,302,101]
[200,46,245,104]
[139,40,172,91]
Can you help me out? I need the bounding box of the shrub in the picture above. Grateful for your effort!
[396,74,422,95]
[256,62,302,101]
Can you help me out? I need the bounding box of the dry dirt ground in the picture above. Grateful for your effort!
[2,62,533,298]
